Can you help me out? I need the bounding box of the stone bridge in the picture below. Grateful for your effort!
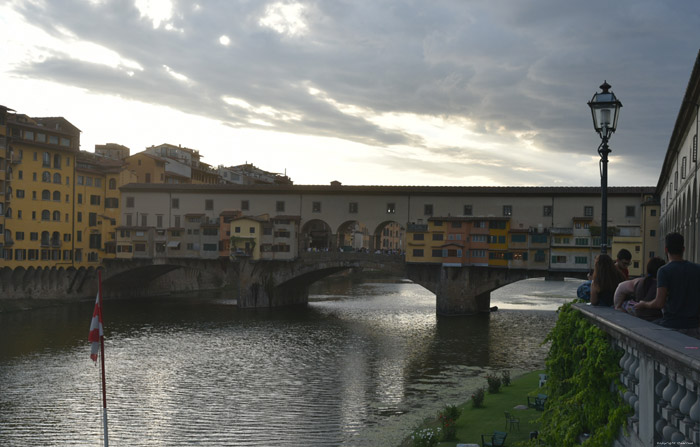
[101,253,587,315]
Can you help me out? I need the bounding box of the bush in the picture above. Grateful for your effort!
[501,370,511,387]
[410,427,439,447]
[437,404,462,441]
[486,373,502,394]
[471,387,485,408]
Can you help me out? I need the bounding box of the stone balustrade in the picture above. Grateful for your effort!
[575,304,700,447]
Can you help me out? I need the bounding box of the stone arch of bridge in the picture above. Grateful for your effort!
[300,219,333,251]
[373,219,405,253]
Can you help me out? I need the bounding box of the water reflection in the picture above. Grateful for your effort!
[0,276,581,446]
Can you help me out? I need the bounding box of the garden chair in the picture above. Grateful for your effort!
[538,373,548,388]
[504,411,519,431]
[481,430,507,447]
[527,393,547,411]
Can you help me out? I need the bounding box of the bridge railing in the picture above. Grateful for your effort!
[575,304,700,447]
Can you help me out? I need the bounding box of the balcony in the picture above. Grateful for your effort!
[576,304,700,446]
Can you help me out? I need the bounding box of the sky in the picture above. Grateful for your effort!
[1,0,699,187]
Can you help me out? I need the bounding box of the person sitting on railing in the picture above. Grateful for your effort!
[614,248,632,280]
[634,233,700,337]
[614,256,665,320]
[590,254,626,307]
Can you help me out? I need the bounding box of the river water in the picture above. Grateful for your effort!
[0,276,581,446]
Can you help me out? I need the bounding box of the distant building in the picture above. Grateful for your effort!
[95,143,130,160]
[0,105,82,268]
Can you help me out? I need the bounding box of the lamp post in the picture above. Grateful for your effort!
[588,81,622,255]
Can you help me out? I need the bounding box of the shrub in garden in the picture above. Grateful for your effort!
[486,373,502,394]
[410,427,439,447]
[501,370,511,386]
[471,387,485,408]
[437,404,462,441]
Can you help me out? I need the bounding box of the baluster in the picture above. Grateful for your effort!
[619,348,630,386]
[690,387,700,447]
[671,376,688,438]
[680,379,697,440]
[656,370,670,438]
[661,371,679,440]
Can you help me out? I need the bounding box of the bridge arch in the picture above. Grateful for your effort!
[373,220,405,253]
[300,219,333,251]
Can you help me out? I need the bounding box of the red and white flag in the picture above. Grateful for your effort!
[88,292,103,362]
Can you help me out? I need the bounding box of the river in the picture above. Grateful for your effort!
[0,276,582,446]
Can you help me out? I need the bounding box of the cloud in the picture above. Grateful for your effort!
[2,0,700,186]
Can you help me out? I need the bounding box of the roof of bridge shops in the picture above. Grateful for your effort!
[119,183,656,197]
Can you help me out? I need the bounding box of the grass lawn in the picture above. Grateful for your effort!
[402,370,546,447]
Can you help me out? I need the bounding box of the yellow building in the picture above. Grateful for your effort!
[73,151,124,265]
[487,219,509,267]
[123,152,166,184]
[0,105,81,268]
[230,216,265,260]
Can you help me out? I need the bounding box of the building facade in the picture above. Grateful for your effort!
[657,50,700,263]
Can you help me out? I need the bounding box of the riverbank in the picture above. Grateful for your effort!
[399,370,545,446]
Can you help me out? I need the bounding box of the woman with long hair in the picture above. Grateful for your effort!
[590,254,626,307]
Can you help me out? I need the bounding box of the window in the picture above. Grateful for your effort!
[145,173,151,183]
[205,199,213,210]
[234,226,241,233]
[89,213,97,226]
[471,249,486,257]
[625,206,636,217]
[386,203,396,214]
[650,209,657,217]
[432,233,444,241]
[584,206,594,217]
[511,234,526,243]
[551,255,567,264]
[172,198,179,209]
[276,201,285,212]
[472,234,487,242]
[60,137,70,147]
[681,156,687,179]
[543,206,552,216]
[53,154,61,169]
[53,173,61,184]
[15,231,24,240]
[125,214,132,226]
[575,238,589,246]
[249,227,255,233]
[424,204,433,216]
[85,176,93,186]
[41,210,50,220]
[575,256,588,264]
[42,152,50,167]
[126,196,135,208]
[412,249,424,257]
[431,249,444,257]
[157,215,163,228]
[109,178,117,190]
[105,198,119,208]
[141,214,147,227]
[312,201,321,212]
[77,231,82,242]
[90,195,101,206]
[348,202,358,213]
[42,171,51,182]
[503,205,512,216]
[89,234,102,249]
[42,190,51,200]
[53,211,60,221]
[241,200,249,211]
[413,233,424,241]
[174,215,181,227]
[464,205,472,216]
[451,221,461,229]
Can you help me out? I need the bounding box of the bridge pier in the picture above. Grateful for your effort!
[435,266,492,315]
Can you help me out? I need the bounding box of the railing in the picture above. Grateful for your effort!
[575,304,700,446]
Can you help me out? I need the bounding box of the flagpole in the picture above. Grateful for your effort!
[98,270,109,447]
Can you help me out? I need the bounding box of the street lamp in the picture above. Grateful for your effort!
[588,81,622,255]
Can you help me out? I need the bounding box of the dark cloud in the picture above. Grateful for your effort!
[6,0,700,185]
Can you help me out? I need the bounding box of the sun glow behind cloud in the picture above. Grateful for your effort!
[259,2,308,36]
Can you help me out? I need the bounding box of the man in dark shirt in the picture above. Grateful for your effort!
[615,249,632,279]
[635,233,700,335]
